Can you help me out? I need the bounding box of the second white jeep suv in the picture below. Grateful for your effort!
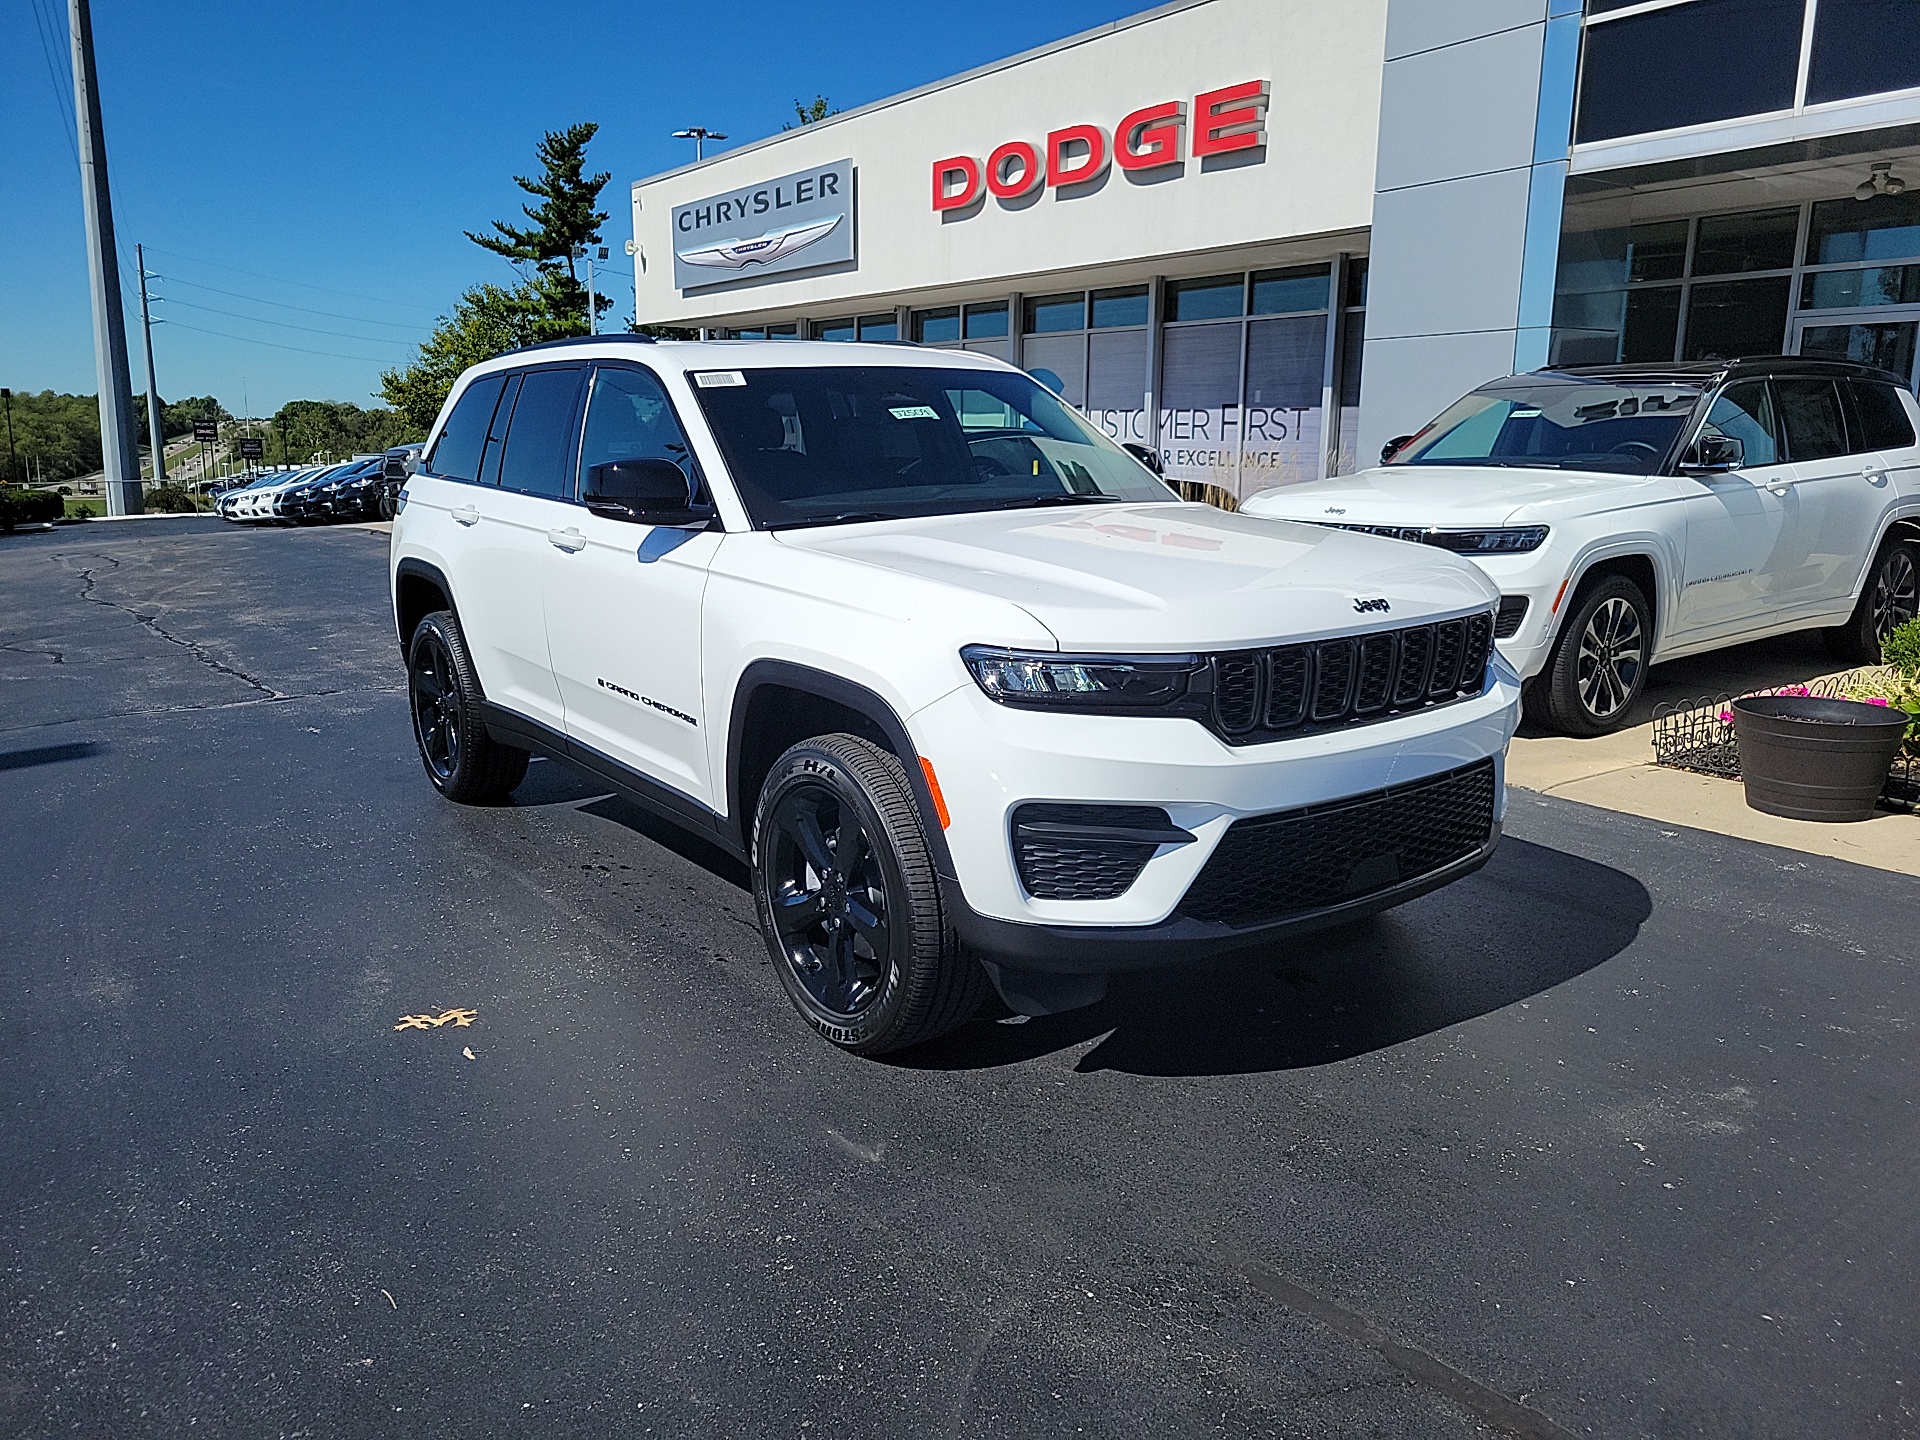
[391,339,1522,1054]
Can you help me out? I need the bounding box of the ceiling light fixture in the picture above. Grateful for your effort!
[1855,161,1908,201]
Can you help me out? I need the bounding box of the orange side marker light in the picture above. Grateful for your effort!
[919,756,952,829]
[1550,577,1571,614]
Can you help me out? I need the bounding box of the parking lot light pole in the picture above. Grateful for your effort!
[67,0,142,516]
[671,126,727,162]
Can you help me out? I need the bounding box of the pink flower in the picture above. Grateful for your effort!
[1867,696,1890,706]
[1781,685,1811,697]
[1718,710,1735,723]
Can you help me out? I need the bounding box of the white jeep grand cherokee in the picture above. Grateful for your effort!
[1243,359,1920,735]
[390,338,1521,1054]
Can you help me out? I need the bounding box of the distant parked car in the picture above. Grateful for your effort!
[373,445,423,520]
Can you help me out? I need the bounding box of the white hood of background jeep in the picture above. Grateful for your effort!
[1243,465,1679,528]
[773,502,1497,651]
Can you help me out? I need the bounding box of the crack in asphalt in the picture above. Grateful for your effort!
[0,641,64,665]
[70,553,281,699]
[1242,1264,1578,1440]
[0,685,405,736]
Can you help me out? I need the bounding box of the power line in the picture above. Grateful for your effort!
[154,296,417,346]
[29,0,81,172]
[156,319,399,364]
[153,273,430,330]
[143,245,445,314]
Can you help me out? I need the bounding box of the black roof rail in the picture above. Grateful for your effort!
[500,333,659,359]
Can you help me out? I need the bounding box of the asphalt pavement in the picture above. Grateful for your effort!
[2,517,1917,1438]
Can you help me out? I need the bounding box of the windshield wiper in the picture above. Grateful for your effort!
[767,510,909,531]
[980,492,1120,511]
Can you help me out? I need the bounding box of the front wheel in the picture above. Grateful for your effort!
[1825,540,1919,664]
[752,734,984,1055]
[1525,574,1653,735]
[407,610,529,804]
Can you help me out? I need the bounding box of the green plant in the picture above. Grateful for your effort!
[0,487,65,528]
[1883,617,1920,679]
[71,503,96,520]
[1838,664,1920,753]
[144,484,199,513]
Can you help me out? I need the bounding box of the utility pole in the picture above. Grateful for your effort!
[671,126,728,162]
[135,243,165,484]
[68,0,141,515]
[583,244,609,335]
[2,389,17,487]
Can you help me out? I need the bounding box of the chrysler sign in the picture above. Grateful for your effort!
[671,158,855,291]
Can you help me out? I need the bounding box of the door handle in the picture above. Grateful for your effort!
[452,505,480,526]
[547,527,587,553]
[1863,465,1889,486]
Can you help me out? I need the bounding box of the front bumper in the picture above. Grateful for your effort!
[908,658,1522,967]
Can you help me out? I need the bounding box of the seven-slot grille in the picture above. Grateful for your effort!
[1178,759,1498,928]
[1208,611,1494,744]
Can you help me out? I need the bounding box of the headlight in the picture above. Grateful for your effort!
[961,645,1208,713]
[1421,526,1550,554]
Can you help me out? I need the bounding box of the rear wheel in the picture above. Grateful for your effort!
[752,734,984,1055]
[1825,539,1919,664]
[1525,574,1652,736]
[406,610,528,804]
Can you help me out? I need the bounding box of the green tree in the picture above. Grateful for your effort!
[465,121,611,330]
[785,95,839,129]
[264,399,420,466]
[379,274,583,431]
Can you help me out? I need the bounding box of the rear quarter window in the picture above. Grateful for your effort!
[429,374,507,482]
[1852,380,1918,450]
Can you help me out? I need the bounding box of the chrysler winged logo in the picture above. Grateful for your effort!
[677,215,844,272]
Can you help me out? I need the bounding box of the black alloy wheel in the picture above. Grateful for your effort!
[1527,574,1653,736]
[764,783,892,1018]
[752,734,985,1055]
[405,610,529,804]
[1827,540,1920,664]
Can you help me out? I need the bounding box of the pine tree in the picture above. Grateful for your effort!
[465,122,612,329]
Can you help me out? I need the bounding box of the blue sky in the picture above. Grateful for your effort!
[2,0,1143,416]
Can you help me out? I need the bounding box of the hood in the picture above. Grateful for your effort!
[773,502,1497,651]
[1242,465,1684,529]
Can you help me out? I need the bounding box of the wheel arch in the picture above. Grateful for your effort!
[724,661,955,876]
[393,558,456,655]
[1549,549,1662,657]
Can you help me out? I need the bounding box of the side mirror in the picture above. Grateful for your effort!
[1683,433,1744,474]
[584,458,707,525]
[1381,434,1415,465]
[1121,442,1164,476]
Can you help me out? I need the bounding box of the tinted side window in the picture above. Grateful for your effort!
[577,366,696,496]
[1702,381,1778,466]
[1775,378,1851,461]
[499,367,586,499]
[478,373,521,486]
[1852,381,1919,450]
[429,374,505,482]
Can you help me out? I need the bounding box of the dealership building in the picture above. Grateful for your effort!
[629,0,1920,504]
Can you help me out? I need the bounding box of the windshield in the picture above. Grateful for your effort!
[689,365,1174,528]
[1388,379,1703,475]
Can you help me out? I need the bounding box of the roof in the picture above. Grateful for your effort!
[1535,356,1913,386]
[479,337,1017,371]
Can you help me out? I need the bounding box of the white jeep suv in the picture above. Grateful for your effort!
[1243,359,1920,734]
[390,338,1522,1054]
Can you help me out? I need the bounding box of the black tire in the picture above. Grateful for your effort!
[1525,573,1653,736]
[752,733,985,1055]
[406,610,529,804]
[1824,539,1919,665]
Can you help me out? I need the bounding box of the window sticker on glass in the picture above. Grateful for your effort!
[888,404,940,420]
[1510,408,1542,419]
[694,371,747,388]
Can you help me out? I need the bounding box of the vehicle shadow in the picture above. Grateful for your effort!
[512,757,751,888]
[898,837,1652,1077]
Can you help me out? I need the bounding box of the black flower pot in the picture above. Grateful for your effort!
[1730,695,1911,822]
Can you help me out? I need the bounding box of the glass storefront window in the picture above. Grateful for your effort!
[1089,286,1148,328]
[1250,265,1330,316]
[912,307,961,344]
[1576,0,1804,144]
[1086,329,1149,445]
[1021,333,1087,406]
[1800,321,1919,377]
[1627,221,1689,282]
[1683,276,1791,359]
[857,314,898,342]
[816,318,855,342]
[1807,0,1920,105]
[1024,294,1085,333]
[1802,265,1920,310]
[964,302,1009,339]
[1623,287,1683,362]
[1809,194,1920,265]
[768,323,799,339]
[1167,275,1244,322]
[1693,209,1798,276]
[1343,257,1369,310]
